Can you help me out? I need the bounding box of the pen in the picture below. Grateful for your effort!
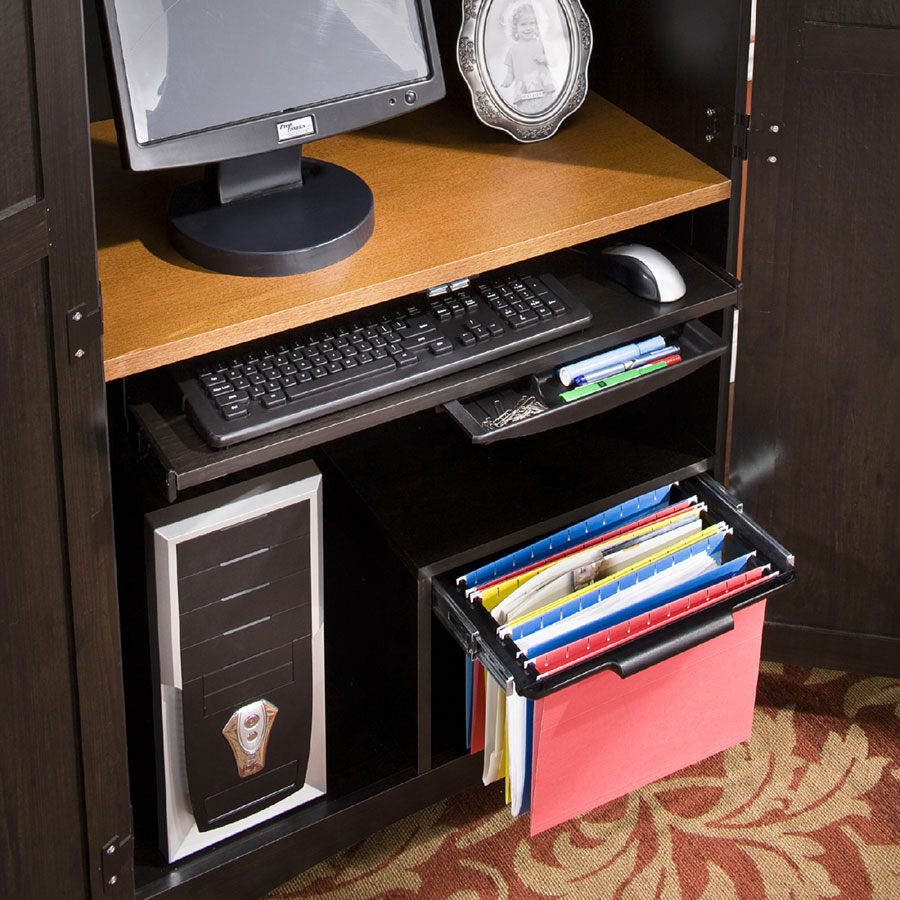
[570,344,680,386]
[558,335,666,386]
[559,355,682,402]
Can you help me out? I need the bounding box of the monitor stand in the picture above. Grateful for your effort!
[167,145,374,277]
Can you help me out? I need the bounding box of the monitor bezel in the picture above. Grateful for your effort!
[96,0,446,172]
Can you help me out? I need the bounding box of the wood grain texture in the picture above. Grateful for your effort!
[0,0,40,210]
[94,92,730,380]
[804,0,900,27]
[0,202,48,278]
[29,0,135,895]
[0,260,88,900]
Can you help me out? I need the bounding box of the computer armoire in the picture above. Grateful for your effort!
[2,2,897,900]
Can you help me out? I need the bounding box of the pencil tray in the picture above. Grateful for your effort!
[431,474,794,700]
[441,319,727,444]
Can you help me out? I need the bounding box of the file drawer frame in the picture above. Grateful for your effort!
[432,473,795,700]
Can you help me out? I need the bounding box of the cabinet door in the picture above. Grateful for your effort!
[0,0,132,898]
[731,0,900,673]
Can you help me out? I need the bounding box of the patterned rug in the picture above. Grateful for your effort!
[264,665,900,900]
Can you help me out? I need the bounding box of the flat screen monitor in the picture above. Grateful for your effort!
[97,0,445,276]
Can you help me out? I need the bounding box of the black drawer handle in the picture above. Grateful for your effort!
[609,607,735,679]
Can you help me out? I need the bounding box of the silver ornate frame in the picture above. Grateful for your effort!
[457,0,593,142]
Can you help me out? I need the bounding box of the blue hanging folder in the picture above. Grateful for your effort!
[458,484,675,591]
[505,527,729,643]
[518,552,756,660]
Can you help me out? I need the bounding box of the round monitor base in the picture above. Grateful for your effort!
[167,158,375,278]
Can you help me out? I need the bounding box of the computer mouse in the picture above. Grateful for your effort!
[600,243,686,303]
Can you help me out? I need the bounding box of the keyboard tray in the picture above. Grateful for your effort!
[176,271,592,449]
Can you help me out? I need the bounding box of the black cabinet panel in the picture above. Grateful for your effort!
[0,0,40,209]
[0,261,88,900]
[732,1,900,666]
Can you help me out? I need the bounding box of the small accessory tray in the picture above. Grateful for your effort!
[441,319,727,444]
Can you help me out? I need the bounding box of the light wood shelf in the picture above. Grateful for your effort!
[93,92,730,381]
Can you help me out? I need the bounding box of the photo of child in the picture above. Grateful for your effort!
[500,2,556,112]
[459,0,591,141]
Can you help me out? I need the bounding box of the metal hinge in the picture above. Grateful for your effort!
[426,276,471,298]
[101,834,133,892]
[734,113,784,163]
[67,282,104,363]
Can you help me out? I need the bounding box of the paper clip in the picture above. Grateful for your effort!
[481,395,548,431]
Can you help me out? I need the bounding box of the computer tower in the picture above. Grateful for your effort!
[145,461,325,861]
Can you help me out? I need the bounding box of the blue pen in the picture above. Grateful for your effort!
[558,336,666,386]
[571,344,680,386]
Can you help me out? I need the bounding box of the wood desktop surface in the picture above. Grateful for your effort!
[93,92,730,381]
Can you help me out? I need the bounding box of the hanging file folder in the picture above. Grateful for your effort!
[433,474,796,836]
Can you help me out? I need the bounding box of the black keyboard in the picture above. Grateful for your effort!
[177,271,592,448]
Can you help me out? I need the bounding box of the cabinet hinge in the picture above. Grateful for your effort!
[101,834,133,892]
[67,282,104,363]
[733,114,784,163]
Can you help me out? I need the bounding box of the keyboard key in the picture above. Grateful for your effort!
[430,338,454,355]
[221,403,250,420]
[283,354,397,401]
[508,310,539,329]
[215,390,249,407]
[200,372,228,389]
[401,332,440,351]
[261,391,286,408]
[397,316,435,338]
[395,351,418,366]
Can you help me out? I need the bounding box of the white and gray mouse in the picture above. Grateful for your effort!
[600,243,686,303]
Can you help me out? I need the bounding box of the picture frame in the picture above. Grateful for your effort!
[457,0,593,142]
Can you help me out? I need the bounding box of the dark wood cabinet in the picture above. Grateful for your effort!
[1,1,131,898]
[730,0,900,673]
[3,1,897,900]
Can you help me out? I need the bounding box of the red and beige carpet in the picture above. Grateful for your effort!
[264,665,900,899]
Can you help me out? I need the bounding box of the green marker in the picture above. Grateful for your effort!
[560,360,670,403]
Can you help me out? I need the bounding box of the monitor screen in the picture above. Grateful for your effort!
[115,1,432,145]
[98,0,445,276]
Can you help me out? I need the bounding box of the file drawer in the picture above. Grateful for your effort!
[432,474,794,833]
[433,474,793,699]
